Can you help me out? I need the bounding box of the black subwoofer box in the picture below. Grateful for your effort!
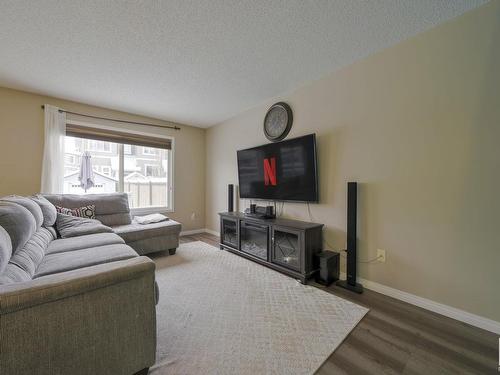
[315,251,340,286]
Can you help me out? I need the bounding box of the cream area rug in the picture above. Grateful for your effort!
[150,241,368,375]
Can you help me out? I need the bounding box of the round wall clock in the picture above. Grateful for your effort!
[263,102,293,142]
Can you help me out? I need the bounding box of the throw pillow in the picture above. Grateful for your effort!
[55,204,96,219]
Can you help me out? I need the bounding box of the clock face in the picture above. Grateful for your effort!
[264,103,293,141]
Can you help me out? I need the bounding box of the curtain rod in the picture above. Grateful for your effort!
[40,105,181,130]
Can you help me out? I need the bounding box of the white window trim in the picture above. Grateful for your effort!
[66,119,175,213]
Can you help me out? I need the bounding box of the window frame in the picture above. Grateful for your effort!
[65,119,175,214]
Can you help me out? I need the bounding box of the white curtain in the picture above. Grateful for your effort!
[41,105,66,193]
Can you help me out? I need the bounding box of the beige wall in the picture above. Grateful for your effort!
[206,2,500,321]
[0,87,206,231]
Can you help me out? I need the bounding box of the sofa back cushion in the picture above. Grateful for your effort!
[0,202,36,254]
[0,226,12,274]
[0,202,54,285]
[30,194,57,227]
[6,227,55,281]
[1,196,43,229]
[43,193,132,226]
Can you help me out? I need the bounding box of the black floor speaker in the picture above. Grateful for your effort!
[315,251,339,286]
[336,182,364,293]
[228,184,234,212]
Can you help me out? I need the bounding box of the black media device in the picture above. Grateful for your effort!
[315,251,339,286]
[336,182,364,293]
[244,205,275,219]
[237,134,318,202]
[227,184,234,212]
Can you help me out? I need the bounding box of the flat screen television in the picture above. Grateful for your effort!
[237,134,318,202]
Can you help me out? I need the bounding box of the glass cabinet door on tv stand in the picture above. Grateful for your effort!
[271,226,302,272]
[221,217,238,248]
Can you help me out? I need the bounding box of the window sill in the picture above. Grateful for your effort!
[130,206,174,216]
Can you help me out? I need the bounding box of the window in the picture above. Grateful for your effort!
[87,140,111,152]
[101,166,112,176]
[145,164,161,177]
[64,154,76,165]
[63,133,173,211]
[142,147,156,155]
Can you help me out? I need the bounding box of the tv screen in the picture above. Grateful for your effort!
[237,134,318,202]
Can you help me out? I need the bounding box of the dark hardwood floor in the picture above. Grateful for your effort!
[179,233,499,374]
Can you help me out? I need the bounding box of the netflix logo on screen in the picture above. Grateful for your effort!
[263,157,277,186]
[237,134,318,202]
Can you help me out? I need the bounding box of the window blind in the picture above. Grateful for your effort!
[66,124,171,150]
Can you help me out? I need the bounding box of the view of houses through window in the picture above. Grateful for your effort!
[64,136,171,209]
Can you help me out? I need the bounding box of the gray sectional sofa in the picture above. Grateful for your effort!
[0,193,181,375]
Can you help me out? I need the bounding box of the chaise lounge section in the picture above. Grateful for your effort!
[43,193,182,255]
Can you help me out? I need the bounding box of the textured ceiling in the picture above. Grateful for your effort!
[0,0,487,127]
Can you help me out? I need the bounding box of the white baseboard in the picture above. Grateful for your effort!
[340,272,500,335]
[204,228,219,236]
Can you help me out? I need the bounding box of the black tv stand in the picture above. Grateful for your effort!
[219,212,323,283]
[243,212,273,220]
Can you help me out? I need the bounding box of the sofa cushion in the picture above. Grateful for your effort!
[56,213,114,239]
[0,226,12,274]
[45,226,58,239]
[112,219,182,243]
[1,196,43,229]
[47,233,125,255]
[0,263,31,284]
[34,244,138,278]
[43,193,132,226]
[0,202,37,254]
[8,228,54,278]
[30,194,57,227]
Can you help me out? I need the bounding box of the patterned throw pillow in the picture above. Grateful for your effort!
[55,204,96,219]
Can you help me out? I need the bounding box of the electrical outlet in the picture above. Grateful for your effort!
[377,249,386,263]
